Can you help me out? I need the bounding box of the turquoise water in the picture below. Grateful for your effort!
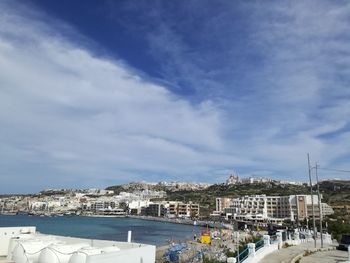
[0,215,200,246]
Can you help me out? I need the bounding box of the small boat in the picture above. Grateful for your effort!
[1,211,18,216]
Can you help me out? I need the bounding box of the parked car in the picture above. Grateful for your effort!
[337,234,350,251]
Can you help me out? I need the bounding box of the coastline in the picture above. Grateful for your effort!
[3,212,232,230]
[0,214,201,247]
[127,215,232,229]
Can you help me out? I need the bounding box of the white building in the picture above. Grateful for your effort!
[128,200,151,215]
[321,202,334,216]
[223,194,333,222]
[0,226,155,263]
[226,174,239,185]
[215,197,232,213]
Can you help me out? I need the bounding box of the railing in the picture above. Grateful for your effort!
[238,247,249,262]
[255,239,264,251]
[235,238,266,262]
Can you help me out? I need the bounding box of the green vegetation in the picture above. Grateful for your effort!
[165,182,310,216]
[223,248,235,258]
[326,219,350,240]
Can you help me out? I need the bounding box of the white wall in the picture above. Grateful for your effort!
[88,245,156,263]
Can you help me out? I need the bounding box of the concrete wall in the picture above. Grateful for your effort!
[244,243,279,263]
[0,226,36,256]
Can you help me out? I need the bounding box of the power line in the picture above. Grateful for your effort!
[318,167,350,173]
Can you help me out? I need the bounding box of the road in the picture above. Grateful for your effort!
[300,249,348,263]
[260,242,316,263]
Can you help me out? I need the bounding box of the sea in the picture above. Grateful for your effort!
[0,214,200,246]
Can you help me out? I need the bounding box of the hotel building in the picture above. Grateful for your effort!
[220,194,333,222]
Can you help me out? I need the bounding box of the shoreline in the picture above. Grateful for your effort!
[5,212,232,230]
[127,215,232,229]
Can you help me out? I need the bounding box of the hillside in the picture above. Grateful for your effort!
[106,180,350,217]
[165,182,311,216]
[319,180,350,205]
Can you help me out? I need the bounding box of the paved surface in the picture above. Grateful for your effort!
[259,242,332,263]
[300,249,348,263]
[0,257,14,263]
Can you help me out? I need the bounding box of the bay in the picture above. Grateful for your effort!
[0,215,200,246]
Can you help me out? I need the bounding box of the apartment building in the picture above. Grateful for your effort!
[215,197,232,212]
[223,194,332,222]
[168,201,200,218]
[90,200,117,211]
[266,196,291,219]
[142,203,166,217]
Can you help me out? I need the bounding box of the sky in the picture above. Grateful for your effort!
[0,0,350,193]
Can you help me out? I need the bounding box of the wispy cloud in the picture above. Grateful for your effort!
[106,1,350,178]
[0,1,350,193]
[0,1,254,193]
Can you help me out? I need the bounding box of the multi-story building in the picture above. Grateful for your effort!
[168,201,200,218]
[240,177,272,184]
[215,197,232,213]
[289,195,320,221]
[90,200,117,211]
[321,203,334,216]
[228,195,268,220]
[222,194,333,222]
[142,203,166,217]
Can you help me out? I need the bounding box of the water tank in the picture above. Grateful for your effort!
[7,234,36,260]
[68,247,102,263]
[38,243,89,263]
[12,240,52,263]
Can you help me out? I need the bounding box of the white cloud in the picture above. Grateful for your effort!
[1,1,350,192]
[0,2,250,193]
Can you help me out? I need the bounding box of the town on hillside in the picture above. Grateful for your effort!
[1,175,349,226]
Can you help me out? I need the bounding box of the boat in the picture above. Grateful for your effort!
[0,210,18,216]
[0,226,156,263]
[0,202,18,215]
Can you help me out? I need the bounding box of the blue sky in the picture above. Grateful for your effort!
[0,0,350,193]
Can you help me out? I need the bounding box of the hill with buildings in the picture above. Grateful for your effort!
[106,179,350,218]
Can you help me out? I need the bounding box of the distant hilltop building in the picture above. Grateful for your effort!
[240,176,272,184]
[157,181,211,191]
[226,173,304,186]
[226,173,239,185]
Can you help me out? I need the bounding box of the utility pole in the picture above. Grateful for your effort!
[307,153,317,248]
[315,163,323,248]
